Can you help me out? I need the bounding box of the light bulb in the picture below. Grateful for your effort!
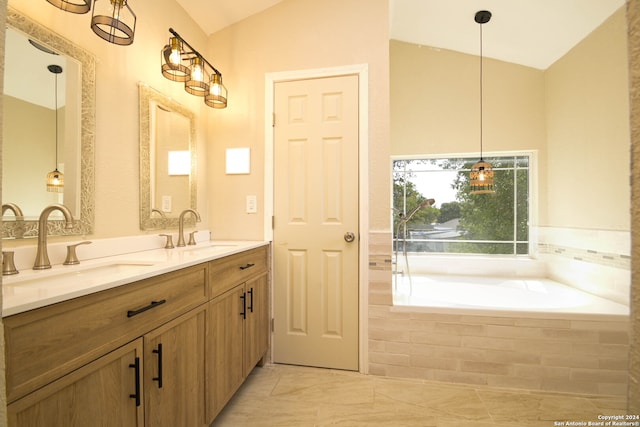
[191,58,204,82]
[169,48,181,65]
[111,0,122,20]
[168,37,182,65]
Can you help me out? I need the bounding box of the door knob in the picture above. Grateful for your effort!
[344,232,356,243]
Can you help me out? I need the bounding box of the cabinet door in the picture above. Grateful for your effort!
[245,273,269,374]
[8,339,144,427]
[206,285,245,422]
[144,305,206,427]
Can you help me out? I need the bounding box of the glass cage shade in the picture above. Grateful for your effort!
[47,0,91,14]
[161,37,190,82]
[185,57,209,96]
[46,169,64,193]
[469,160,495,194]
[205,74,228,108]
[91,0,136,46]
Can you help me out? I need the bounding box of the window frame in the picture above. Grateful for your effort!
[390,150,538,258]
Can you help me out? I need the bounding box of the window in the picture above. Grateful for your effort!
[392,154,530,255]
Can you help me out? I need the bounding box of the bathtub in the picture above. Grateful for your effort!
[373,273,630,396]
[392,273,629,316]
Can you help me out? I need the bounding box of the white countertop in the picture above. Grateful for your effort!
[2,240,269,317]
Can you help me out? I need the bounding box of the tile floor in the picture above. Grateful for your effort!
[211,364,628,427]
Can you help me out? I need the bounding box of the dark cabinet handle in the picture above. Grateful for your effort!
[129,357,141,407]
[153,343,163,388]
[240,292,246,319]
[248,288,254,313]
[127,299,166,318]
[239,263,255,270]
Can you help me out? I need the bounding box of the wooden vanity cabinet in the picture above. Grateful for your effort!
[8,339,145,427]
[206,246,269,422]
[4,263,209,427]
[144,305,206,427]
[3,244,270,427]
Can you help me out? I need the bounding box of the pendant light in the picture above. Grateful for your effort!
[90,0,136,46]
[46,65,64,193]
[469,10,495,195]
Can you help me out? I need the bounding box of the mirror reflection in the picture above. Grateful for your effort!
[3,28,80,219]
[2,7,95,239]
[139,84,197,230]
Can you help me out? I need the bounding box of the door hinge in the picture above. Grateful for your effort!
[272,112,276,127]
[271,318,275,332]
[272,215,275,229]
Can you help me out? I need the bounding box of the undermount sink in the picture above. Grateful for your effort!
[182,243,237,254]
[6,261,158,289]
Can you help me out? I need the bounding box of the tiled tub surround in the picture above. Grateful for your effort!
[538,227,631,306]
[369,306,629,396]
[367,231,630,396]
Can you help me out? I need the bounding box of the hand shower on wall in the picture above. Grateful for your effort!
[393,198,435,293]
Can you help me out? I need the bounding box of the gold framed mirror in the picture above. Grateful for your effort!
[139,84,197,230]
[2,7,95,239]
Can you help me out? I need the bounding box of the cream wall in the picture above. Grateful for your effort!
[2,97,62,216]
[3,0,212,245]
[204,0,390,239]
[545,7,630,231]
[390,40,546,157]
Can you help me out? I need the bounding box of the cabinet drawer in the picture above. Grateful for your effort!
[209,246,268,297]
[4,263,208,403]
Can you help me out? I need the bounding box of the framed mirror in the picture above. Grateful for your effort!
[139,84,197,230]
[2,7,95,239]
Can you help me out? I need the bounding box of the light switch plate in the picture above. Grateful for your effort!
[246,195,257,213]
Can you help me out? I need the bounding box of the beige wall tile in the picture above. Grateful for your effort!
[462,336,515,351]
[410,355,458,370]
[598,330,629,344]
[369,351,410,366]
[461,361,511,375]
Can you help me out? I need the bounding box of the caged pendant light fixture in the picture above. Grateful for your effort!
[91,0,136,46]
[469,10,495,195]
[46,65,64,193]
[46,0,90,14]
[45,0,136,46]
[161,28,228,109]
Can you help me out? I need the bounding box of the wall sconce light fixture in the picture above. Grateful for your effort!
[469,10,495,195]
[45,0,136,46]
[46,65,64,193]
[161,28,228,109]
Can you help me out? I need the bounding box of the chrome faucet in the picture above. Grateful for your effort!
[177,209,201,247]
[34,204,74,270]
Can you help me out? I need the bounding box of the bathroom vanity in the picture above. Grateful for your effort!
[2,241,269,427]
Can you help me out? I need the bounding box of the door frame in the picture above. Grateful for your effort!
[264,64,369,373]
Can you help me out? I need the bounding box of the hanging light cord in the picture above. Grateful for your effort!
[479,20,484,162]
[54,70,59,171]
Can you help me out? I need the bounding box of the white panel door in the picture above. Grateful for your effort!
[273,75,359,370]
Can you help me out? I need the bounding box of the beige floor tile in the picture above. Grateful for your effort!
[211,364,628,427]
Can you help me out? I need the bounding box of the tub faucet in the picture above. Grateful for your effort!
[34,204,74,270]
[177,209,201,247]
